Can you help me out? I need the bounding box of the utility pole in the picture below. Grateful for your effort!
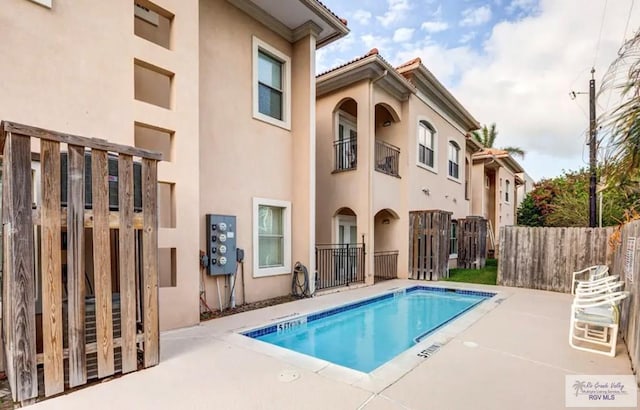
[589,68,597,228]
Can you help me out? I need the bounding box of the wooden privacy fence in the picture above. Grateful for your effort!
[409,210,451,281]
[497,224,640,387]
[497,226,615,292]
[0,121,161,403]
[457,216,487,269]
[609,220,640,387]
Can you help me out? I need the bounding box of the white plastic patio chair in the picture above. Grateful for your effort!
[571,265,609,294]
[569,290,629,357]
[574,276,623,297]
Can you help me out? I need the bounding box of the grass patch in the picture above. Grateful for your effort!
[444,259,497,285]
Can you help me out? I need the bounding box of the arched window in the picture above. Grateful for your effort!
[448,141,460,179]
[418,121,435,168]
[505,179,510,202]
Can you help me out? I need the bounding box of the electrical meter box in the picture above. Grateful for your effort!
[206,214,237,276]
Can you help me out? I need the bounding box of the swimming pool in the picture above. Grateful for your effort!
[243,286,494,372]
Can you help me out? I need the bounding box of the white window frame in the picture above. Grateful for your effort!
[449,220,458,257]
[505,179,510,203]
[416,119,437,173]
[253,197,292,277]
[252,36,291,130]
[447,141,461,182]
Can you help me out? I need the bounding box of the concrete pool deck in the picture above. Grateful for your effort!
[31,280,639,409]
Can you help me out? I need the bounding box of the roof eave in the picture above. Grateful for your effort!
[317,56,414,100]
[410,65,480,131]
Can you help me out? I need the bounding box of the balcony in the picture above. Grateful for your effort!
[375,140,400,177]
[333,137,357,172]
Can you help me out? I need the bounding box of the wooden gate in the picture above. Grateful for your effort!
[409,210,451,280]
[457,216,487,269]
[0,121,161,403]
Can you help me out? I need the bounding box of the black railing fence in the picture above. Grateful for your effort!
[333,138,357,171]
[375,140,400,177]
[374,250,399,282]
[315,243,365,290]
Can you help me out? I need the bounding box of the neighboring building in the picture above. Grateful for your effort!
[0,0,347,330]
[471,149,524,256]
[315,50,481,282]
[515,171,536,217]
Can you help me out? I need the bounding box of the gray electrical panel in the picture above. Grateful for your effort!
[206,214,237,276]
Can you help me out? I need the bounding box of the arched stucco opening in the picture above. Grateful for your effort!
[333,99,358,171]
[333,207,358,244]
[374,104,401,177]
[373,208,400,281]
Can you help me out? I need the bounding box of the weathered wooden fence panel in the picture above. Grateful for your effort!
[0,121,162,404]
[409,210,451,281]
[610,220,640,388]
[1,132,38,402]
[498,226,615,293]
[457,216,487,269]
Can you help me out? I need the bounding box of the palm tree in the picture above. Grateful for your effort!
[600,28,640,193]
[472,123,526,159]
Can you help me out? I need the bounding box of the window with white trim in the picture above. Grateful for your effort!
[505,179,510,203]
[418,121,435,168]
[448,141,460,179]
[253,37,291,129]
[253,198,291,277]
[450,220,458,255]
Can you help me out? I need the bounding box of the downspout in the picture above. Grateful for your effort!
[367,70,387,283]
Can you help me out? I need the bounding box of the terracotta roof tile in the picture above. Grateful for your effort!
[313,0,348,27]
[317,49,378,77]
[395,57,422,71]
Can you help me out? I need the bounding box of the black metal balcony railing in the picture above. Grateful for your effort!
[333,138,357,171]
[315,243,365,290]
[374,250,398,282]
[418,145,434,168]
[375,140,400,177]
[449,160,459,179]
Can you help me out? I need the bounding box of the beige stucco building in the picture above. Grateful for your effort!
[315,50,483,282]
[0,0,347,330]
[471,149,525,256]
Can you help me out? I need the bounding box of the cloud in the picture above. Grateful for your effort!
[421,21,449,33]
[386,0,640,180]
[316,36,356,73]
[352,9,372,25]
[361,34,391,51]
[393,27,415,42]
[432,4,443,19]
[376,0,411,27]
[448,0,640,179]
[460,5,492,27]
[507,0,539,14]
[393,40,480,85]
[459,31,477,43]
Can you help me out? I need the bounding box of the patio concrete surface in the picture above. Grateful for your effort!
[30,280,639,410]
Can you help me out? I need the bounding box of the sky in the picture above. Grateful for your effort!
[316,0,640,182]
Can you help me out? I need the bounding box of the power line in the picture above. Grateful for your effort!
[593,0,609,67]
[603,0,636,114]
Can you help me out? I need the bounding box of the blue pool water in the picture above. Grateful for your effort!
[246,287,491,372]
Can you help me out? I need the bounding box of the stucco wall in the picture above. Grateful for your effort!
[0,0,201,331]
[315,80,372,245]
[405,96,469,220]
[199,0,314,304]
